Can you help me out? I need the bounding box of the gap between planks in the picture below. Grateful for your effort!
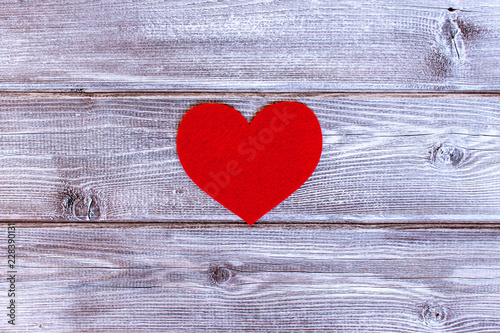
[4,222,500,230]
[1,91,500,99]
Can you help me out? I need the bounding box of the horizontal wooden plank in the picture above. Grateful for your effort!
[0,94,499,223]
[2,226,500,332]
[0,1,499,91]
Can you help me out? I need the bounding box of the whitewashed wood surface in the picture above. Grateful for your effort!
[0,0,499,91]
[0,94,499,223]
[1,227,500,332]
[1,0,500,331]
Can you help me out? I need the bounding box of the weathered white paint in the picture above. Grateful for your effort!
[0,95,499,223]
[0,1,498,91]
[1,227,499,332]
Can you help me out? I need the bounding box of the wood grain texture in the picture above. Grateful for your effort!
[0,1,499,92]
[0,94,499,223]
[1,226,500,332]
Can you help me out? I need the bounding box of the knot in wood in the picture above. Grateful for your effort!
[63,189,100,221]
[456,17,483,41]
[430,142,465,169]
[209,266,232,284]
[422,303,447,326]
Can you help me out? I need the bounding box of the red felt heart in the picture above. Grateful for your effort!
[177,102,322,225]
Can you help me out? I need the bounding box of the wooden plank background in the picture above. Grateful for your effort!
[0,0,499,92]
[4,226,500,332]
[0,94,499,223]
[1,0,500,331]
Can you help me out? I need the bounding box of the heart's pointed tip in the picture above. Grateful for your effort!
[241,212,267,226]
[236,212,262,226]
[241,217,258,226]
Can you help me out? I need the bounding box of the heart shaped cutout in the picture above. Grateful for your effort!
[177,102,322,225]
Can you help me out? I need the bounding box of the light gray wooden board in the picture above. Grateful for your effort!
[0,94,499,223]
[1,226,500,332]
[0,1,500,91]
